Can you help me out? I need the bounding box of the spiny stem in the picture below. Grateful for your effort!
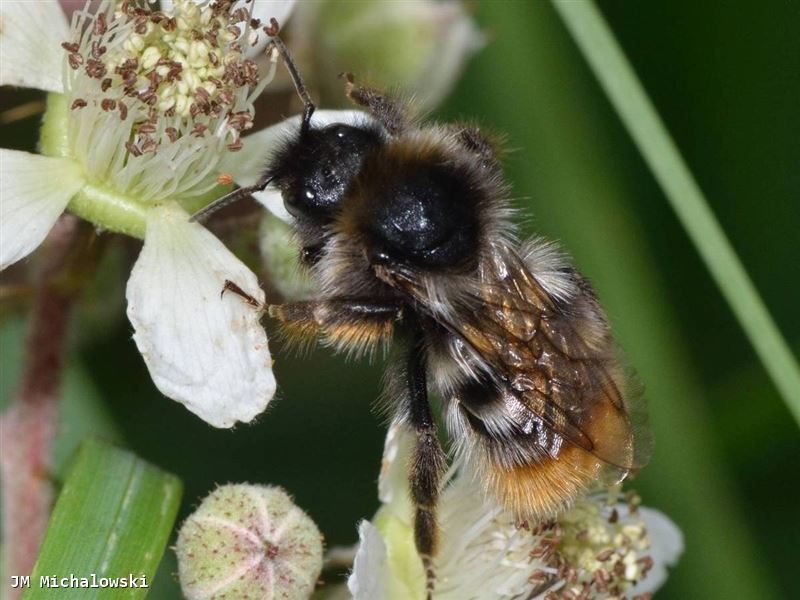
[0,215,82,594]
[552,0,800,424]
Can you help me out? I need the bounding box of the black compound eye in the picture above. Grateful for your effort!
[370,165,478,269]
[277,123,381,220]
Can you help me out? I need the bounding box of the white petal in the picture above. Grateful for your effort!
[412,2,485,110]
[0,0,68,92]
[126,203,275,428]
[230,110,371,222]
[160,0,295,57]
[631,507,684,595]
[253,187,291,223]
[0,149,83,270]
[378,423,414,515]
[347,520,388,600]
[250,0,296,27]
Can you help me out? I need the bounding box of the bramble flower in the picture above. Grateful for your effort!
[346,424,683,600]
[175,483,324,600]
[0,0,300,427]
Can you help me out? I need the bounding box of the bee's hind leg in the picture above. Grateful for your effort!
[404,330,447,599]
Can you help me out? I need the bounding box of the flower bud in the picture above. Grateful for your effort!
[176,484,323,600]
[290,0,485,110]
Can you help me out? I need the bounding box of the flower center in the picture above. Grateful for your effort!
[42,0,278,236]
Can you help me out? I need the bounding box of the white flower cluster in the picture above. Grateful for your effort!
[344,424,682,600]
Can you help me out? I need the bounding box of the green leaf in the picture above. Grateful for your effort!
[23,439,182,599]
[551,0,800,425]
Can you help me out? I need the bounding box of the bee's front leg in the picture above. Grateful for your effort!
[405,331,446,599]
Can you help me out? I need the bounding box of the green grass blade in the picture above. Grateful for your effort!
[552,0,800,424]
[23,439,182,599]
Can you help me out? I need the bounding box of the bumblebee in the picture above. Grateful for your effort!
[195,31,650,598]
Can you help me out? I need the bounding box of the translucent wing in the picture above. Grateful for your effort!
[380,243,649,473]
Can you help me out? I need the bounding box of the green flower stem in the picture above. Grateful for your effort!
[39,93,229,239]
[552,0,800,424]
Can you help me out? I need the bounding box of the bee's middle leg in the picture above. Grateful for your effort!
[268,299,403,349]
[405,335,446,599]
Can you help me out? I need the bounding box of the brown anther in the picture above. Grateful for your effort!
[226,25,241,39]
[93,12,107,36]
[250,18,261,28]
[162,17,177,32]
[90,41,107,59]
[61,42,80,53]
[101,98,116,111]
[146,70,163,85]
[232,8,249,23]
[612,560,625,577]
[191,123,208,137]
[68,53,83,70]
[264,17,280,37]
[141,138,158,153]
[139,89,156,105]
[118,101,128,120]
[637,555,654,576]
[529,569,550,584]
[125,141,142,157]
[165,127,179,143]
[596,548,615,562]
[226,139,243,152]
[608,508,619,524]
[70,98,88,110]
[85,59,107,79]
[217,90,234,105]
[134,16,148,34]
[138,122,156,134]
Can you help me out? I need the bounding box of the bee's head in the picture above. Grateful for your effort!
[268,119,383,222]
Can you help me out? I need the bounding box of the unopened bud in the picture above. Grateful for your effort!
[290,0,485,110]
[176,484,323,600]
[260,212,315,300]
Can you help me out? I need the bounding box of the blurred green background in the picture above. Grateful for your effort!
[1,1,798,599]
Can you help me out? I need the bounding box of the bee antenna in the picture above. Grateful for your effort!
[266,19,315,133]
[189,175,274,223]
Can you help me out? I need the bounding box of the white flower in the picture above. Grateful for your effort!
[347,424,683,600]
[0,0,297,427]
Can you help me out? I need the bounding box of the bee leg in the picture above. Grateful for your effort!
[405,336,446,599]
[268,299,403,351]
[341,73,408,135]
[221,279,263,309]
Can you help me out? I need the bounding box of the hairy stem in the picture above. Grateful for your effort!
[0,215,82,592]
